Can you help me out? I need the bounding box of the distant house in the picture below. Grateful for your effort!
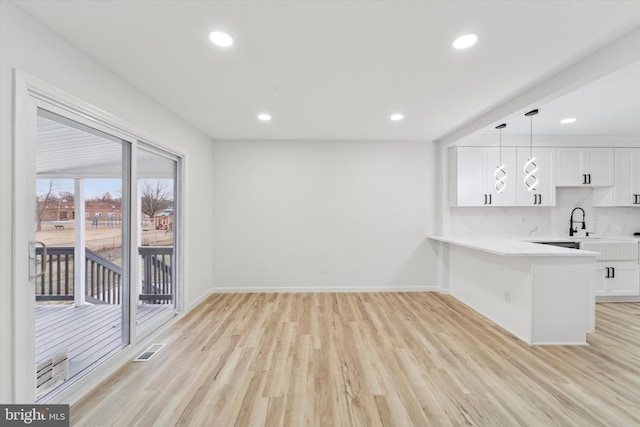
[37,195,122,223]
[154,208,174,230]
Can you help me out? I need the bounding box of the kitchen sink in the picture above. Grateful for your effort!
[529,238,639,260]
[532,241,579,249]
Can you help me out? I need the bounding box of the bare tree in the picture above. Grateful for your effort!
[59,191,75,204]
[140,180,172,219]
[35,180,56,232]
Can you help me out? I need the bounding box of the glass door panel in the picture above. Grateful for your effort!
[136,145,178,338]
[34,108,130,400]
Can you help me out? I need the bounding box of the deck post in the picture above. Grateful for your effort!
[74,179,86,306]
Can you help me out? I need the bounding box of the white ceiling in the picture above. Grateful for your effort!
[14,0,640,141]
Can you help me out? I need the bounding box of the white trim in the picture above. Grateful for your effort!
[211,286,438,293]
[596,296,640,303]
[13,70,38,403]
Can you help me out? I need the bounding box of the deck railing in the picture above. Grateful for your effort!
[86,248,122,304]
[139,246,174,304]
[36,247,75,302]
[35,246,173,305]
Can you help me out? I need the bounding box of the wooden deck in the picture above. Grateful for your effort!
[36,303,173,380]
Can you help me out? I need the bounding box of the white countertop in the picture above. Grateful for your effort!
[428,236,599,257]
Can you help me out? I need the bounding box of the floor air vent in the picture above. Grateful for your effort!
[133,343,165,362]
[36,349,69,400]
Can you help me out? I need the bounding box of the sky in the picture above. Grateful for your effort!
[36,179,173,200]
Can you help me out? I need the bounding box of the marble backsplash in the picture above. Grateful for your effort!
[447,188,640,238]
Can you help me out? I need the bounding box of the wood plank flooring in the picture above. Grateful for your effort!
[70,293,640,426]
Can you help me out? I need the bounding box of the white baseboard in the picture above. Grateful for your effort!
[596,295,640,303]
[211,285,438,293]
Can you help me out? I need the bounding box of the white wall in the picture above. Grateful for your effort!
[0,1,214,402]
[211,139,439,291]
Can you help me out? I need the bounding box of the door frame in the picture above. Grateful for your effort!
[12,70,184,403]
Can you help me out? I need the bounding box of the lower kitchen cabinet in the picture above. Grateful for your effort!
[594,262,639,296]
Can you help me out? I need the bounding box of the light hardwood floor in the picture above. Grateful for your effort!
[71,293,640,426]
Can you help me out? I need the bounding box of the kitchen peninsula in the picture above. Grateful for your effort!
[430,236,598,345]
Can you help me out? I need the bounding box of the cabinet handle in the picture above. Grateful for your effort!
[533,194,537,205]
[611,267,615,279]
[605,267,610,278]
[538,194,542,205]
[582,174,586,185]
[488,194,492,205]
[588,174,592,184]
[483,194,487,205]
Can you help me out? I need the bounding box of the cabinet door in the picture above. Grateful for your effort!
[486,147,517,206]
[594,266,607,296]
[555,148,582,186]
[635,149,640,202]
[613,148,636,206]
[584,148,613,186]
[608,265,639,296]
[516,148,555,206]
[455,147,487,206]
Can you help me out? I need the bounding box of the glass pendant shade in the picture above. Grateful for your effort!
[523,157,539,191]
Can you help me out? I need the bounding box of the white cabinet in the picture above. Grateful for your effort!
[450,146,555,207]
[593,148,640,207]
[516,147,555,206]
[556,148,613,187]
[449,147,517,207]
[594,262,639,297]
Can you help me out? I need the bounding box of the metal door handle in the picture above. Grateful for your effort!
[30,241,47,280]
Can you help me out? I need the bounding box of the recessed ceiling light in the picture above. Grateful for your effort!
[258,113,271,121]
[560,118,577,124]
[209,31,233,47]
[390,113,404,121]
[452,33,478,50]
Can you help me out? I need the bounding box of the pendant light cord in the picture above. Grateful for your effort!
[499,128,502,165]
[525,108,538,157]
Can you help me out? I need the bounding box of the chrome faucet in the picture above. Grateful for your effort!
[569,207,586,237]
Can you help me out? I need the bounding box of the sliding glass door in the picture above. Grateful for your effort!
[15,76,183,403]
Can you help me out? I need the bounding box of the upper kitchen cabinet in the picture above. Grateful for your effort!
[593,148,640,207]
[516,147,556,206]
[449,147,517,207]
[555,148,613,187]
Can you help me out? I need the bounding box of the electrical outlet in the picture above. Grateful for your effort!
[320,264,327,274]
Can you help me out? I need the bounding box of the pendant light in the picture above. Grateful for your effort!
[523,109,539,191]
[494,123,507,193]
